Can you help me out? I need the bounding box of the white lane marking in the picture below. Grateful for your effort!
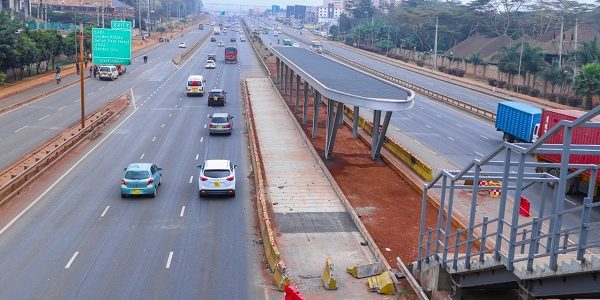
[73,99,79,103]
[436,114,441,118]
[98,86,104,90]
[407,115,413,119]
[38,114,50,121]
[566,199,577,205]
[58,106,67,111]
[455,124,463,128]
[87,92,94,96]
[162,123,166,128]
[204,124,207,129]
[475,151,484,157]
[101,206,110,217]
[0,107,139,237]
[447,137,455,141]
[195,154,199,160]
[200,137,204,143]
[140,153,145,160]
[166,251,174,269]
[480,135,488,140]
[180,206,186,217]
[174,104,178,108]
[189,176,193,184]
[14,125,29,133]
[130,89,137,110]
[169,113,172,117]
[152,136,157,142]
[425,125,431,129]
[65,252,79,268]
[207,113,210,117]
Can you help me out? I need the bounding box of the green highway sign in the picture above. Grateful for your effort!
[111,20,132,30]
[92,28,132,65]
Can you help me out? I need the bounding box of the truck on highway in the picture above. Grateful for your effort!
[535,109,600,195]
[495,101,542,143]
[310,41,323,54]
[213,26,220,35]
[224,47,237,64]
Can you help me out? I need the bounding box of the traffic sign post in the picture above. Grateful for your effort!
[92,28,132,65]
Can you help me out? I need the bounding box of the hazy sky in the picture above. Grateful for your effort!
[203,0,323,10]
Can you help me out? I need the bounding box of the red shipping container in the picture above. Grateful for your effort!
[536,109,600,181]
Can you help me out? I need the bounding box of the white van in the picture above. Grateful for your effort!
[186,75,206,96]
[98,65,118,81]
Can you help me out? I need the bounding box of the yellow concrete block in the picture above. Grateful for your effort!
[322,257,338,290]
[367,272,395,295]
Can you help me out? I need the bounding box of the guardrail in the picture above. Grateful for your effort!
[0,93,129,204]
[242,79,290,291]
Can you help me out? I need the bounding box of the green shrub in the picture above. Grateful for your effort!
[0,72,6,85]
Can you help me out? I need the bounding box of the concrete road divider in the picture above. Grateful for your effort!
[321,257,338,290]
[367,271,395,295]
[0,93,129,204]
[346,262,384,279]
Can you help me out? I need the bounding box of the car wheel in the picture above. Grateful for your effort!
[150,188,157,198]
[230,191,236,197]
[227,132,232,136]
[199,191,205,198]
[121,193,127,198]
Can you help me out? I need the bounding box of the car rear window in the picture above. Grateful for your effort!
[99,67,110,72]
[188,81,202,86]
[211,117,228,123]
[125,171,150,179]
[203,169,231,178]
[209,91,222,96]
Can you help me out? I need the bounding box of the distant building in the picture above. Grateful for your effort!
[271,5,280,14]
[0,0,31,17]
[372,0,399,9]
[286,5,294,18]
[40,0,134,19]
[316,0,343,24]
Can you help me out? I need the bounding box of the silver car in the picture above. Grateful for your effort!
[209,112,233,135]
[197,160,237,197]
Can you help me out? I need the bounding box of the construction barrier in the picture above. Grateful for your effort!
[346,262,384,279]
[367,271,396,295]
[488,181,502,198]
[322,257,338,290]
[519,197,531,217]
[284,285,305,300]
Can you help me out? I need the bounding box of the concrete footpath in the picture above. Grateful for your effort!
[247,77,390,299]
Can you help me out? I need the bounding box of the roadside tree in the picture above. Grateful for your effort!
[573,63,600,109]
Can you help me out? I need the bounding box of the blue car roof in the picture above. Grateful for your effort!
[126,163,152,171]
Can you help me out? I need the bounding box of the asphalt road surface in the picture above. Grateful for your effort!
[0,24,267,298]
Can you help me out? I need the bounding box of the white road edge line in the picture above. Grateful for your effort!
[166,251,174,269]
[65,252,79,269]
[130,88,137,110]
[180,206,186,217]
[14,125,29,133]
[38,114,50,121]
[189,176,193,184]
[0,80,140,238]
[101,206,110,217]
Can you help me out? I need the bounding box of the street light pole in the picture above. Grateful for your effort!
[433,16,438,70]
[517,37,524,93]
[79,23,86,129]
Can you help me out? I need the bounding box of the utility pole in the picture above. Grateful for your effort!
[558,16,564,69]
[138,0,143,39]
[433,16,438,70]
[97,5,100,26]
[78,23,86,129]
[147,0,151,32]
[101,5,104,28]
[573,18,579,79]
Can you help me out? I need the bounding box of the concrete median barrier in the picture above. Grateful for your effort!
[0,92,129,204]
[346,262,384,279]
[242,80,292,292]
[321,257,338,290]
[367,271,395,295]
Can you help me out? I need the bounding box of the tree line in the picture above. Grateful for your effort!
[335,0,600,109]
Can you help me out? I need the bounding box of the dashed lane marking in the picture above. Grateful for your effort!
[425,125,431,129]
[58,106,67,111]
[200,137,203,143]
[162,123,166,128]
[447,137,455,141]
[65,252,79,269]
[152,137,156,142]
[101,206,110,217]
[14,125,28,133]
[139,153,145,160]
[480,135,488,139]
[195,154,199,160]
[180,206,186,217]
[166,252,174,269]
[38,114,49,121]
[189,176,193,184]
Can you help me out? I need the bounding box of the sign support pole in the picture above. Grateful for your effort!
[79,23,86,129]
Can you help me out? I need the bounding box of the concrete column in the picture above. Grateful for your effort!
[284,65,288,95]
[303,81,309,124]
[312,91,320,138]
[295,75,300,112]
[275,57,280,84]
[352,106,359,138]
[289,70,294,103]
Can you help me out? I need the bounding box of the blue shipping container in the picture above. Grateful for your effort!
[495,101,542,142]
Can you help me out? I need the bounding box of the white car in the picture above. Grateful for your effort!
[240,36,246,42]
[292,42,300,47]
[98,65,118,81]
[218,41,224,47]
[178,42,187,48]
[197,160,237,197]
[205,59,216,69]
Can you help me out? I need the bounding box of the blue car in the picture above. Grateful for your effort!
[120,163,162,198]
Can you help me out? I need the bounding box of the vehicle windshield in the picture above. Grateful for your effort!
[203,169,231,178]
[211,117,228,123]
[125,170,150,179]
[188,81,202,86]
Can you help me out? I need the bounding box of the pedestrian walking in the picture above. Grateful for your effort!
[89,65,93,77]
[93,66,98,78]
[56,72,61,84]
[75,62,80,75]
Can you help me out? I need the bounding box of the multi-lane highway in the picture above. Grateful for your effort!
[0,24,266,298]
